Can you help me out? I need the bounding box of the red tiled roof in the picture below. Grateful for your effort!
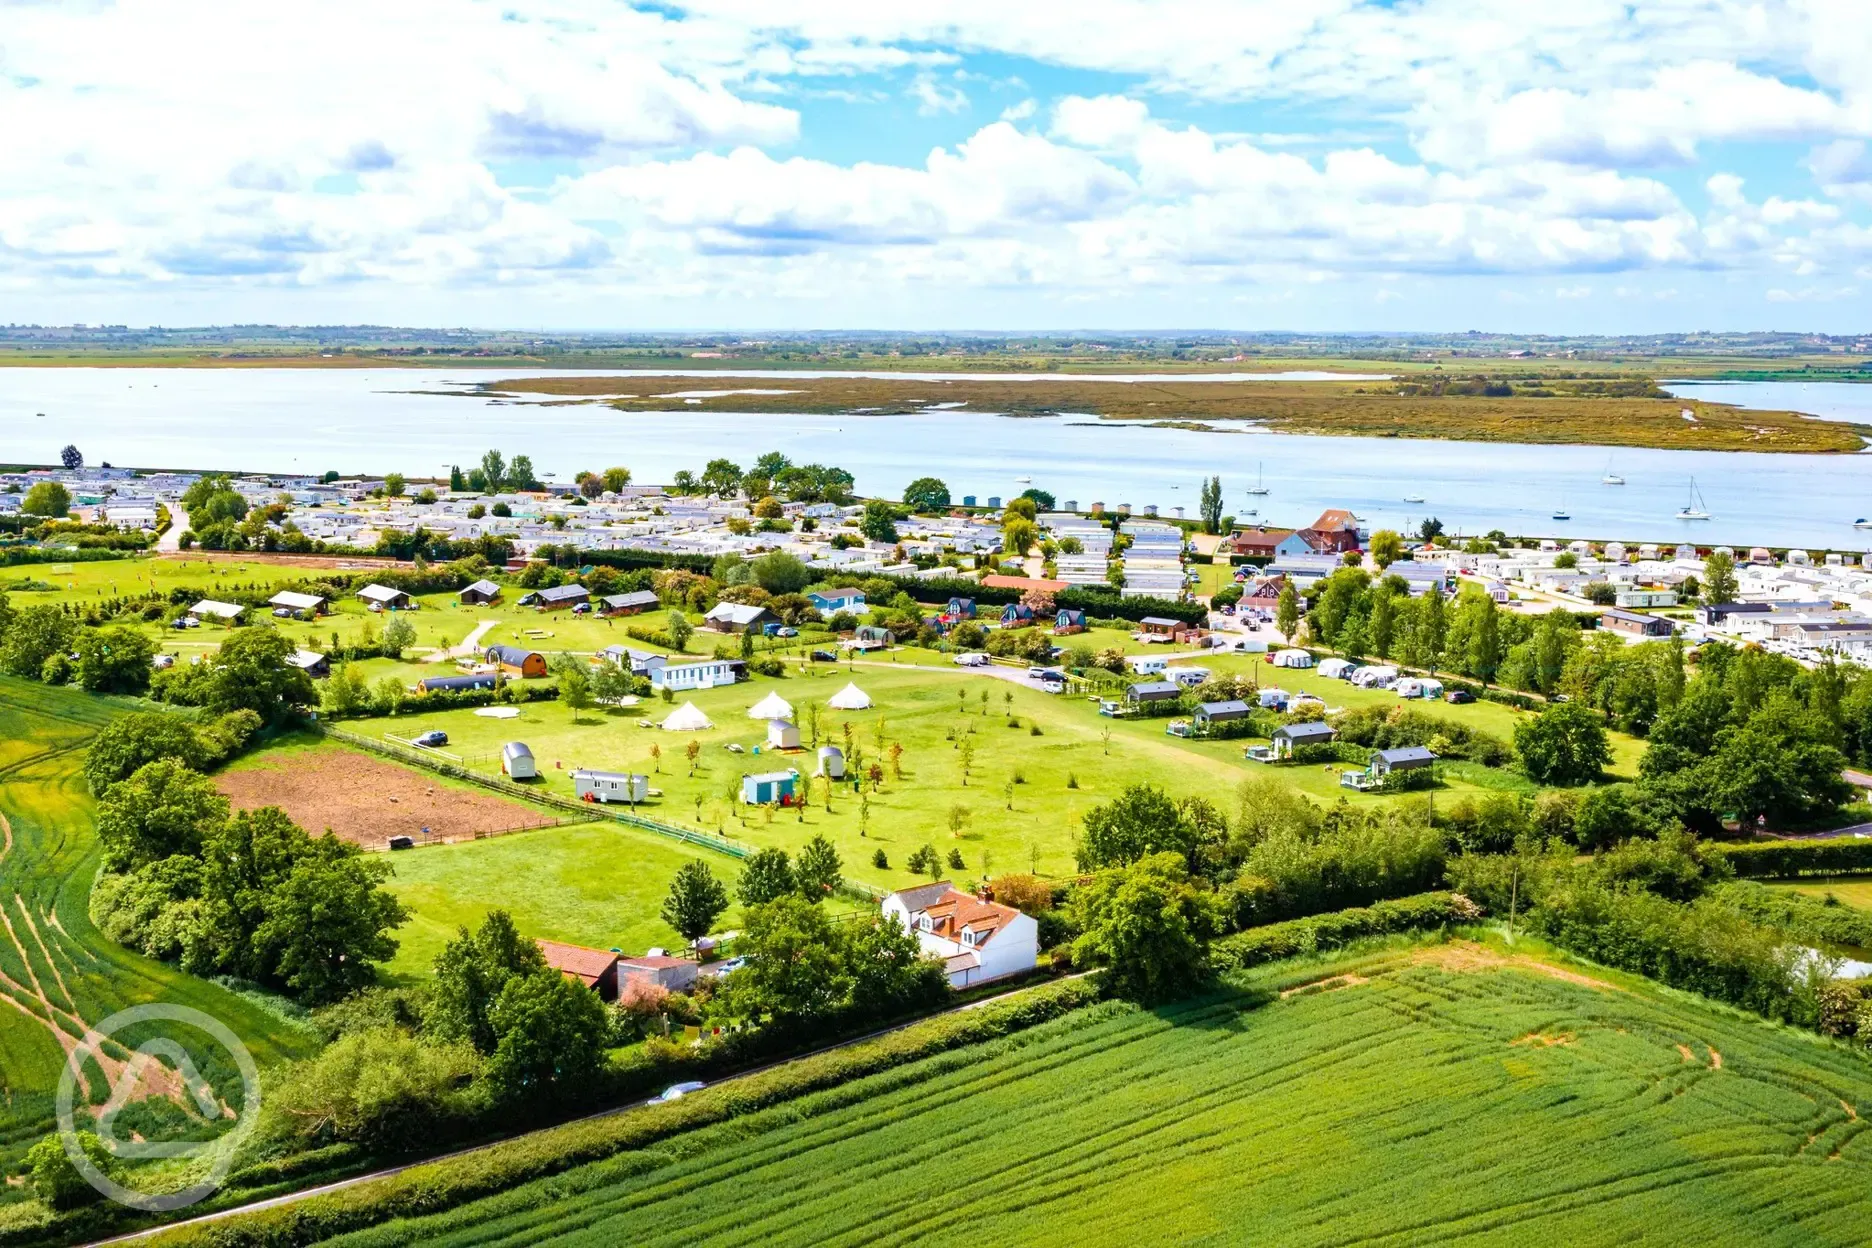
[537,939,617,987]
[917,888,1020,945]
[982,575,1069,592]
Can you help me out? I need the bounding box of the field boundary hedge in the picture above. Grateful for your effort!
[1210,892,1484,973]
[1713,838,1872,879]
[141,978,1102,1248]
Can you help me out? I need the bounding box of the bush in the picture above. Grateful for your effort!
[262,1027,486,1152]
[1210,893,1483,973]
[25,1131,113,1209]
[1224,820,1448,928]
[1712,839,1872,879]
[1707,880,1872,949]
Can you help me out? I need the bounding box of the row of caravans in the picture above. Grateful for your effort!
[1315,657,1444,699]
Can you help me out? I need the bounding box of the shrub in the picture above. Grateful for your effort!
[1210,893,1483,972]
[1712,839,1872,879]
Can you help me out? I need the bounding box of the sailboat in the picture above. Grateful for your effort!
[1246,463,1269,496]
[1551,501,1571,521]
[1601,456,1624,485]
[1677,478,1712,521]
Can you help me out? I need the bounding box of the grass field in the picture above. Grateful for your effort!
[475,373,1865,453]
[264,936,1872,1246]
[1771,878,1872,912]
[380,823,746,980]
[0,679,319,1170]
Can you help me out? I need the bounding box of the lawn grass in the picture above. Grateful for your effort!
[0,679,320,1169]
[251,935,1872,1247]
[1769,878,1872,912]
[378,823,746,981]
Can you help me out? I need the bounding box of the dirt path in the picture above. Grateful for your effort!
[423,618,501,664]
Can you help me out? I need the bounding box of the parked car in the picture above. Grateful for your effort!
[1444,690,1475,704]
[810,649,838,662]
[387,835,415,850]
[272,607,292,618]
[775,626,798,637]
[412,730,449,748]
[654,1081,707,1103]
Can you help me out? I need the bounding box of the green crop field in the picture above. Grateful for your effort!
[259,937,1872,1247]
[0,679,319,1172]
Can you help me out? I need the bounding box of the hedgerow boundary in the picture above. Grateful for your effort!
[315,725,887,901]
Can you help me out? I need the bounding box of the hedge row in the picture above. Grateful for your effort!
[143,978,1104,1248]
[1712,838,1872,879]
[1209,892,1483,973]
[0,546,133,567]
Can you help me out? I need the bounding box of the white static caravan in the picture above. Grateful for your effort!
[501,742,537,780]
[572,769,649,804]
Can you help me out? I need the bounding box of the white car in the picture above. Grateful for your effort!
[954,652,990,667]
[654,1081,707,1103]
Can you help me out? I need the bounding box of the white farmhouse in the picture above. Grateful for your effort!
[882,882,1039,989]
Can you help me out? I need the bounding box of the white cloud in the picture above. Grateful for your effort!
[1051,95,1153,150]
[909,74,969,116]
[1000,99,1038,122]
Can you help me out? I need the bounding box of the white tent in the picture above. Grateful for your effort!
[826,682,873,710]
[746,691,794,720]
[661,701,715,731]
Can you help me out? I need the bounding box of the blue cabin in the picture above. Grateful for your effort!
[808,588,867,613]
[741,770,799,805]
[1000,603,1034,625]
[946,597,977,619]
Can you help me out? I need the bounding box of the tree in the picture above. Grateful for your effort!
[1514,702,1612,786]
[505,455,539,491]
[844,915,948,1017]
[0,605,74,679]
[478,449,507,493]
[1369,530,1404,569]
[94,758,228,872]
[701,458,744,497]
[450,465,467,491]
[662,859,729,944]
[1078,784,1213,872]
[1004,497,1037,521]
[1553,551,1578,570]
[1266,581,1298,641]
[59,443,83,470]
[1003,517,1037,558]
[713,895,848,1024]
[1459,590,1504,685]
[20,481,72,518]
[751,550,812,595]
[602,466,632,493]
[427,910,547,1054]
[485,967,609,1100]
[668,610,692,652]
[902,477,951,512]
[74,625,155,695]
[860,500,899,544]
[738,847,796,906]
[383,472,406,498]
[379,614,415,660]
[1198,476,1224,534]
[1017,487,1056,511]
[26,1130,112,1209]
[549,655,593,723]
[198,627,316,724]
[84,711,207,794]
[253,837,407,1004]
[1703,549,1739,606]
[794,835,843,901]
[1072,853,1216,1003]
[1418,516,1445,542]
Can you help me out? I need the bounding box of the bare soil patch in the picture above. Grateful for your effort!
[216,747,557,847]
[1279,973,1370,1000]
[1408,941,1622,992]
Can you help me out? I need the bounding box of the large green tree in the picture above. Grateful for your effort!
[0,605,75,679]
[713,895,848,1024]
[84,711,207,795]
[95,758,229,872]
[901,477,951,512]
[484,967,610,1100]
[860,500,899,544]
[1078,785,1216,873]
[1514,702,1612,787]
[737,847,796,906]
[75,625,155,695]
[1702,549,1739,605]
[793,834,843,901]
[21,481,72,518]
[199,627,316,723]
[427,910,548,1054]
[1072,853,1217,1004]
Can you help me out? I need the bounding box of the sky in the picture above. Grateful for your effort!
[7,1,1872,333]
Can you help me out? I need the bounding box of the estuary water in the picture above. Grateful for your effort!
[3,367,1870,550]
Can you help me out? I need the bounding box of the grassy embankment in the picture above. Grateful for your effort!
[144,934,1872,1247]
[475,373,1867,453]
[0,680,319,1182]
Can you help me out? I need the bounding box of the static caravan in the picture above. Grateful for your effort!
[741,770,799,805]
[572,769,649,804]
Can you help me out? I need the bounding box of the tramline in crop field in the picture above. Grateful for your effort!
[300,939,1872,1247]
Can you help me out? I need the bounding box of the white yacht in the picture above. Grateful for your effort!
[1677,478,1712,521]
[1246,463,1269,496]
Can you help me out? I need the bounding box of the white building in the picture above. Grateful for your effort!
[648,657,739,692]
[882,882,1039,989]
